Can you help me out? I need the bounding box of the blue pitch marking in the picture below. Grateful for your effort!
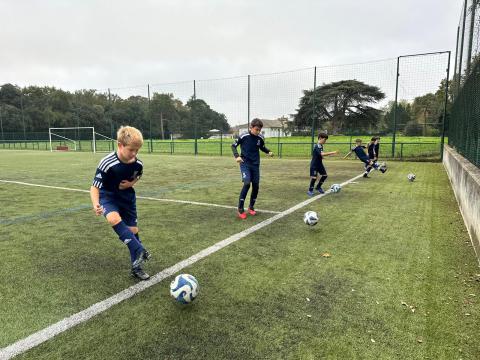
[1,204,92,225]
[139,178,232,197]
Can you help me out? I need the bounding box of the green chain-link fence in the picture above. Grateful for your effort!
[450,0,480,167]
[0,52,450,160]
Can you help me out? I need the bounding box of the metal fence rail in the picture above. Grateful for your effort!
[0,139,441,161]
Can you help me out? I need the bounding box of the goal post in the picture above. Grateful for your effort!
[49,127,95,152]
[49,127,116,153]
[93,131,116,153]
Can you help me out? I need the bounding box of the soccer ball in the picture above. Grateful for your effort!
[379,162,387,172]
[170,274,199,304]
[407,173,416,182]
[331,184,341,193]
[303,211,318,226]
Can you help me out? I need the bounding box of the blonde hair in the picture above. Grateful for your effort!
[117,126,144,147]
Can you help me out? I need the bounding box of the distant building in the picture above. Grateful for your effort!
[230,118,291,138]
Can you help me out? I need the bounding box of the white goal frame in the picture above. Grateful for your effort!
[49,127,95,152]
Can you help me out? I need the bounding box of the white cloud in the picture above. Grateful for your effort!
[0,0,460,124]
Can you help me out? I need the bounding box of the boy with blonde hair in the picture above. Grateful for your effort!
[90,126,151,280]
[344,138,386,178]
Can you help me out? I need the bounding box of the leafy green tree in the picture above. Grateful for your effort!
[0,83,22,107]
[0,83,229,139]
[109,96,148,135]
[382,100,413,133]
[0,104,22,133]
[49,89,72,113]
[410,78,451,134]
[293,80,385,134]
[149,93,183,139]
[186,98,229,139]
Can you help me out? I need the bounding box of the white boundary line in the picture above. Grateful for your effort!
[0,173,363,360]
[0,180,280,214]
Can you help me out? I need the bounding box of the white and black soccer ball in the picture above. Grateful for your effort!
[407,173,416,182]
[303,211,318,226]
[170,274,199,304]
[379,162,387,172]
[331,184,341,193]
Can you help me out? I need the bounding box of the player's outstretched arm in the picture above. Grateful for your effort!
[90,186,103,216]
[322,150,338,157]
[343,151,352,159]
[259,142,273,156]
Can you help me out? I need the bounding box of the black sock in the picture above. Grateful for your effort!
[316,175,327,190]
[249,182,259,209]
[309,178,316,191]
[238,183,251,211]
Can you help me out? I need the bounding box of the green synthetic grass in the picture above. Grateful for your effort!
[0,151,479,359]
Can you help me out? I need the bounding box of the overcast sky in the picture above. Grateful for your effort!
[1,0,460,89]
[0,1,461,124]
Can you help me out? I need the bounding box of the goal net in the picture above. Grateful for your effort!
[48,127,116,153]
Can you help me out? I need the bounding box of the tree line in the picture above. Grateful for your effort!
[0,78,450,141]
[0,84,230,140]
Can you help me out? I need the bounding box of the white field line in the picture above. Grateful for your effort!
[0,180,280,214]
[0,173,364,360]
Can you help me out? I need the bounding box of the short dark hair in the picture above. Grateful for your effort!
[355,138,362,143]
[318,132,329,140]
[371,136,377,142]
[250,118,263,128]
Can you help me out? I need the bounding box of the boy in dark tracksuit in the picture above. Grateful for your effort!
[307,132,338,196]
[367,137,378,163]
[344,139,386,178]
[368,136,382,163]
[231,118,273,219]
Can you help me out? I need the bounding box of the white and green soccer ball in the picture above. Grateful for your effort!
[170,274,199,304]
[407,173,416,182]
[303,211,318,226]
[330,184,341,193]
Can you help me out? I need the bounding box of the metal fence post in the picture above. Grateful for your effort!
[440,51,451,161]
[20,91,26,140]
[147,84,152,153]
[311,66,317,151]
[194,80,198,155]
[467,0,477,75]
[277,129,280,156]
[392,57,400,158]
[247,75,251,127]
[458,0,468,90]
[0,105,4,141]
[453,26,460,99]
